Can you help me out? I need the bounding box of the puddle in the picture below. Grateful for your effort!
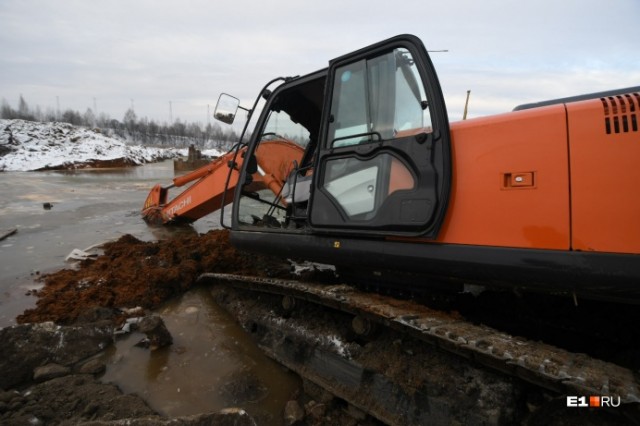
[102,287,300,424]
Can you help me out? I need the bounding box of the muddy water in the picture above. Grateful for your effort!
[103,286,299,423]
[0,162,298,422]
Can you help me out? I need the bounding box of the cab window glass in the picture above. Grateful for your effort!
[236,108,309,227]
[322,153,415,219]
[329,60,368,147]
[395,49,431,133]
[261,109,310,148]
[328,48,431,148]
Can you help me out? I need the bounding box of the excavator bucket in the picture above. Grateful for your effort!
[141,184,168,226]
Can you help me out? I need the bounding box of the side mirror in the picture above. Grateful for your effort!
[214,93,240,124]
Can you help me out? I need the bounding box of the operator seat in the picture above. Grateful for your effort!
[282,171,312,204]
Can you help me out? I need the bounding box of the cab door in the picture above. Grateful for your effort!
[309,34,451,237]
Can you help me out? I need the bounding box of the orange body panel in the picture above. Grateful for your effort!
[567,96,640,254]
[435,105,571,250]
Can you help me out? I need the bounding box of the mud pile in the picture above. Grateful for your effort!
[18,229,291,324]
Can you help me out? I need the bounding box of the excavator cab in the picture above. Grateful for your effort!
[144,34,451,237]
[227,35,451,241]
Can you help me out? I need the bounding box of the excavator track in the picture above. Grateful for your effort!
[200,272,640,424]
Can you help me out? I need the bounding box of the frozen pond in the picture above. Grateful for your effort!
[0,161,220,325]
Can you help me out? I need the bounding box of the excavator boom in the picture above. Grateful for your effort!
[142,140,304,225]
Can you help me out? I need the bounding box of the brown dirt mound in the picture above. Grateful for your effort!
[17,229,291,325]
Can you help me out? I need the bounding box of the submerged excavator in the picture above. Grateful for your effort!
[143,34,639,305]
[142,34,640,422]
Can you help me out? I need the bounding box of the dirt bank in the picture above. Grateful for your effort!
[18,229,291,325]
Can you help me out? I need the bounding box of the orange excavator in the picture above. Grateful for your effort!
[143,34,640,304]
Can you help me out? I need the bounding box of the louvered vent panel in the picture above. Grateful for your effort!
[602,93,639,134]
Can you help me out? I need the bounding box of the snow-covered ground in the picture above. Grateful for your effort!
[0,119,221,172]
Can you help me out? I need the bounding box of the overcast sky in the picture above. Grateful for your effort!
[1,0,639,125]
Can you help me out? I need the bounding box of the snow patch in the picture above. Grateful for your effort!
[289,260,336,275]
[0,119,181,171]
[271,315,351,358]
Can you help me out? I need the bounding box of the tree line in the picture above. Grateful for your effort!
[1,95,242,150]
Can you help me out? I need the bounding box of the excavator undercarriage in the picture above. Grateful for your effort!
[202,273,640,425]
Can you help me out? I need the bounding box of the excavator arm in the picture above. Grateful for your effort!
[142,140,304,226]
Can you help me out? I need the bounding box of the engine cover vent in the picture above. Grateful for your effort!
[601,93,639,134]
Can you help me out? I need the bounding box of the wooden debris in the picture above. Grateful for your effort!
[0,228,17,242]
